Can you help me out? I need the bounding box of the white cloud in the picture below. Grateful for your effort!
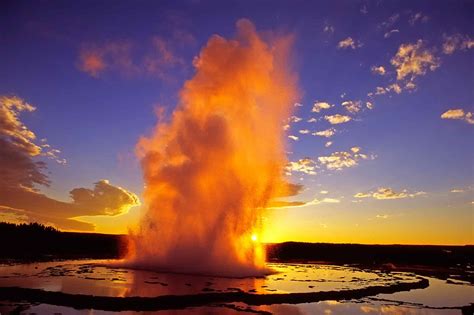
[325,141,333,148]
[387,83,402,94]
[312,127,336,138]
[299,129,310,134]
[286,158,317,175]
[307,117,318,123]
[442,34,474,55]
[366,102,374,110]
[312,101,333,113]
[338,37,362,49]
[384,29,400,39]
[289,115,303,123]
[325,114,352,125]
[342,100,362,114]
[288,135,299,141]
[354,192,371,198]
[441,109,474,125]
[371,66,386,75]
[380,13,400,29]
[355,187,426,200]
[324,25,335,34]
[408,12,429,26]
[318,147,374,170]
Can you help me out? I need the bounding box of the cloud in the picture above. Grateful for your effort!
[69,180,140,216]
[450,188,464,193]
[338,37,362,49]
[341,100,362,114]
[299,129,310,134]
[325,141,333,147]
[390,40,440,81]
[267,197,340,209]
[354,192,371,198]
[387,83,402,94]
[289,115,303,123]
[384,29,400,39]
[312,127,336,138]
[323,25,335,34]
[288,135,299,141]
[442,34,474,55]
[408,12,429,26]
[0,96,66,192]
[307,117,318,123]
[324,114,352,124]
[78,41,139,78]
[374,86,387,95]
[78,35,186,80]
[380,13,400,29]
[0,96,139,231]
[286,158,317,175]
[143,36,185,80]
[266,200,307,208]
[318,147,374,170]
[371,66,386,75]
[0,180,140,231]
[312,101,333,113]
[354,187,426,200]
[78,51,106,77]
[374,188,426,200]
[441,109,474,124]
[278,182,305,197]
[366,101,374,110]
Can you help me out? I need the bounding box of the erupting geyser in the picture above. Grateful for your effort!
[126,19,299,277]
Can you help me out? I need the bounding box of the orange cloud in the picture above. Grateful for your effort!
[391,40,439,81]
[78,33,190,80]
[78,41,138,78]
[78,50,106,77]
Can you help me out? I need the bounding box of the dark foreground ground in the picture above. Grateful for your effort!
[1,222,473,282]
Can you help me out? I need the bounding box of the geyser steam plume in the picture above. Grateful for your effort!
[127,19,299,276]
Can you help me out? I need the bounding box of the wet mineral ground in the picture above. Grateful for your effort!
[0,260,472,314]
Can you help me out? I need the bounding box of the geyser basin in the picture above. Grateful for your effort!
[5,259,471,314]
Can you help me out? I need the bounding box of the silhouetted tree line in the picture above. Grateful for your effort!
[1,222,473,269]
[266,242,474,267]
[0,222,126,261]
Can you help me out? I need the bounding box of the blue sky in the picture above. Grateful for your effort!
[0,0,472,244]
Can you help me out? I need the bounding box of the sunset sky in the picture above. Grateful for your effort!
[1,0,473,245]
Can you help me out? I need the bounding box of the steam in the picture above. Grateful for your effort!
[126,19,299,277]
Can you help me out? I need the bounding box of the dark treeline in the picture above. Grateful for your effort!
[267,242,474,267]
[1,222,473,268]
[0,222,126,261]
